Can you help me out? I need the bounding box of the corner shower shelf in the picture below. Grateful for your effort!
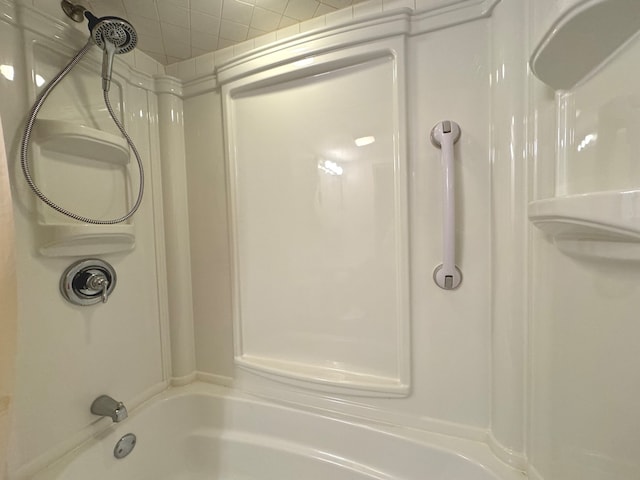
[528,190,640,260]
[38,223,135,257]
[31,119,135,257]
[530,0,640,90]
[34,119,130,165]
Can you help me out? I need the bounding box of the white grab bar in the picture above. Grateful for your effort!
[430,120,462,290]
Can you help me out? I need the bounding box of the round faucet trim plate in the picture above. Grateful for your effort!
[114,433,136,459]
[60,258,117,306]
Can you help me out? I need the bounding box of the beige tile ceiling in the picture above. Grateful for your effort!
[84,0,361,64]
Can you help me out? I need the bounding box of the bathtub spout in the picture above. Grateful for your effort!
[90,395,128,422]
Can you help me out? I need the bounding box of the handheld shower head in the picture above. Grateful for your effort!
[84,11,137,92]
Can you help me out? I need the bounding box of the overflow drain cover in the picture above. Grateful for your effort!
[114,433,136,459]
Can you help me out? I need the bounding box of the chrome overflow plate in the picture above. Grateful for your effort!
[114,433,136,459]
[60,258,117,306]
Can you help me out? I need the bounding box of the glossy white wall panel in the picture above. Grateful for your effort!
[8,88,165,472]
[157,88,196,380]
[528,6,640,479]
[405,19,491,427]
[529,235,640,480]
[0,7,169,474]
[31,42,125,133]
[184,90,235,379]
[488,0,527,465]
[224,44,410,394]
[190,16,493,432]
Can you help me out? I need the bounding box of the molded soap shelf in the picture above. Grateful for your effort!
[530,0,640,90]
[34,119,130,164]
[31,119,135,256]
[529,190,640,260]
[38,223,135,257]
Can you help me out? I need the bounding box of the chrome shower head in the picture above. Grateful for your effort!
[85,12,137,54]
[84,11,137,92]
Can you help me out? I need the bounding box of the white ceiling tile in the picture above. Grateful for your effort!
[253,30,277,47]
[165,57,182,68]
[191,0,224,16]
[177,58,196,78]
[325,5,352,23]
[191,30,219,50]
[314,3,336,15]
[157,2,190,28]
[128,15,163,38]
[214,45,235,64]
[219,19,249,41]
[137,33,165,55]
[278,15,298,28]
[284,0,319,20]
[250,7,281,31]
[88,0,127,18]
[161,22,191,44]
[164,0,189,7]
[300,14,325,31]
[191,45,215,58]
[164,40,192,59]
[217,37,236,48]
[122,0,158,20]
[353,0,381,16]
[254,0,288,14]
[106,0,360,65]
[276,22,299,39]
[147,51,168,64]
[191,11,221,33]
[247,27,268,39]
[134,49,161,75]
[195,52,215,74]
[221,0,254,25]
[234,39,255,55]
[320,0,352,8]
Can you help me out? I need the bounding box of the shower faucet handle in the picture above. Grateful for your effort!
[85,272,109,303]
[60,259,117,306]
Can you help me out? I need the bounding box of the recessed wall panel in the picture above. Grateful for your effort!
[224,40,409,395]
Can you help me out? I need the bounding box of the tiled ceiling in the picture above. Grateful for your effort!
[83,0,361,64]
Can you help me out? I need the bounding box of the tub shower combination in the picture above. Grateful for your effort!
[5,0,640,479]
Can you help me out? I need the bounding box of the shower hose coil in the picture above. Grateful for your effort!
[20,40,144,225]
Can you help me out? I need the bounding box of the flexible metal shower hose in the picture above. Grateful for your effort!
[20,40,144,225]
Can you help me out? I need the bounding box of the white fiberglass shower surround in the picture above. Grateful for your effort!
[2,0,640,479]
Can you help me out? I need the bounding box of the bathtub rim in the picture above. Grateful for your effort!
[22,381,526,480]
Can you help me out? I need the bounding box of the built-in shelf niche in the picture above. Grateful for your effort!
[37,223,135,257]
[529,0,640,261]
[32,119,135,257]
[34,119,130,165]
[530,0,640,91]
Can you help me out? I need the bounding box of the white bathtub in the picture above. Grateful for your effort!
[31,383,524,480]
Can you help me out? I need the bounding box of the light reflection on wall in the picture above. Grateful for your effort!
[354,136,375,147]
[0,65,44,86]
[0,65,13,81]
[318,159,343,176]
[577,133,597,152]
